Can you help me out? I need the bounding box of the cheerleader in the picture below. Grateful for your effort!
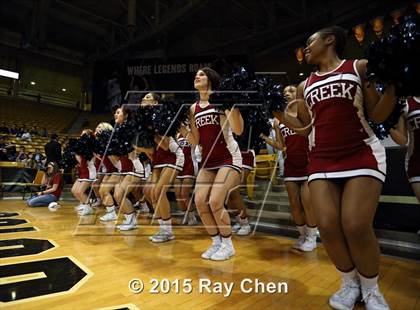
[92,122,116,207]
[90,156,103,207]
[261,85,318,251]
[390,97,420,204]
[136,92,160,214]
[72,129,96,216]
[148,134,184,242]
[284,26,396,310]
[113,150,144,231]
[174,132,198,225]
[103,106,135,224]
[181,67,243,261]
[136,92,185,242]
[98,107,135,222]
[226,133,254,236]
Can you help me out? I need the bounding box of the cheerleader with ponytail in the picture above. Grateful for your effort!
[181,67,243,261]
[72,129,96,216]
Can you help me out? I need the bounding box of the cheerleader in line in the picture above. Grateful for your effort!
[181,67,243,261]
[72,129,97,216]
[93,123,117,215]
[137,92,185,243]
[284,26,396,310]
[99,107,134,222]
[390,96,420,235]
[174,132,198,225]
[389,96,420,202]
[261,85,318,251]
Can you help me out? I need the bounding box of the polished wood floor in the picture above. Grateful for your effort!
[1,200,420,310]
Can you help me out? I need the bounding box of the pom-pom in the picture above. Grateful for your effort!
[366,12,420,96]
[60,138,78,169]
[108,121,136,156]
[368,98,405,139]
[210,67,261,111]
[75,133,95,160]
[236,106,271,151]
[93,129,113,156]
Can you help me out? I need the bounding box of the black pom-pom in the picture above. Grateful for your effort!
[211,66,261,111]
[75,133,95,161]
[236,106,271,150]
[108,121,135,156]
[368,98,405,139]
[60,138,78,169]
[93,130,113,156]
[366,12,420,97]
[264,84,288,113]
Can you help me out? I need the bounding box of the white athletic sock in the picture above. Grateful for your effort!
[297,224,307,236]
[212,235,221,246]
[306,226,318,237]
[162,219,172,234]
[125,213,134,223]
[221,236,233,247]
[358,272,378,289]
[106,206,115,213]
[340,268,357,281]
[157,219,163,232]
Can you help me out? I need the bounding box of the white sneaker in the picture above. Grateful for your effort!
[100,210,117,222]
[78,204,94,216]
[236,218,251,236]
[232,222,241,233]
[149,229,163,241]
[292,235,306,250]
[75,204,85,211]
[329,278,361,310]
[210,243,235,261]
[118,216,137,231]
[300,235,317,252]
[362,285,390,310]
[201,243,221,259]
[232,215,243,233]
[150,231,175,243]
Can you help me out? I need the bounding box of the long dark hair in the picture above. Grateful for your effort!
[317,26,347,57]
[46,161,60,177]
[200,67,221,91]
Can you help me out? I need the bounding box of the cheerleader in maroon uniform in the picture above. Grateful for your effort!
[72,129,97,216]
[94,123,118,214]
[137,93,185,243]
[147,134,184,242]
[226,135,253,236]
[113,124,145,231]
[284,27,396,310]
[90,122,114,209]
[174,133,198,225]
[99,107,134,222]
[390,96,420,202]
[261,85,318,251]
[181,67,243,261]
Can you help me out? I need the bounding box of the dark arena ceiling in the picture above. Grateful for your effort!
[0,0,410,64]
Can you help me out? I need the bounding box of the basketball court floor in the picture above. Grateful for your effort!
[1,200,420,309]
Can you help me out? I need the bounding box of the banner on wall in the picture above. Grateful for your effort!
[92,56,249,113]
